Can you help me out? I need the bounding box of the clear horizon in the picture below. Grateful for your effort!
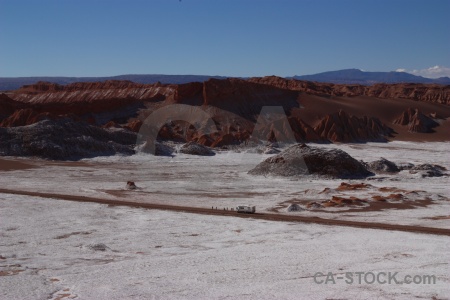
[1,67,450,79]
[1,0,449,78]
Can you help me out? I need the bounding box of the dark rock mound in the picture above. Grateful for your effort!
[126,181,137,190]
[248,144,373,179]
[287,203,304,212]
[88,243,110,252]
[179,141,215,156]
[397,163,415,170]
[409,164,447,177]
[366,158,400,173]
[0,119,136,160]
[306,202,324,209]
[139,141,175,156]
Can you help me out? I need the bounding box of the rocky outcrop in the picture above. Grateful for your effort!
[287,117,327,143]
[179,141,215,156]
[138,141,175,156]
[202,78,300,121]
[252,116,328,144]
[248,144,373,179]
[249,76,450,104]
[103,121,122,129]
[126,181,137,190]
[409,164,447,177]
[365,83,450,104]
[0,108,55,127]
[263,145,281,154]
[287,204,304,212]
[248,76,366,97]
[365,158,400,173]
[210,132,251,148]
[314,110,393,142]
[393,108,439,133]
[1,77,448,158]
[8,81,175,122]
[0,93,26,119]
[124,120,143,132]
[0,119,136,160]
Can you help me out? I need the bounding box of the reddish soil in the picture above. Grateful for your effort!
[0,158,36,171]
[336,182,372,191]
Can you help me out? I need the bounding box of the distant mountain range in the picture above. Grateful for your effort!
[0,75,228,91]
[292,69,450,85]
[1,69,449,91]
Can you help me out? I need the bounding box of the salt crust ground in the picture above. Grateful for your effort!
[0,142,449,228]
[0,194,449,299]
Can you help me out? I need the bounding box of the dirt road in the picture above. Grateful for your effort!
[1,188,449,236]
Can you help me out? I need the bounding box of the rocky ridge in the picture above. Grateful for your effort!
[0,77,448,159]
[393,108,439,133]
[0,119,136,160]
[249,76,450,104]
[314,110,393,142]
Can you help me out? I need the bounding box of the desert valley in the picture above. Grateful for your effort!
[0,75,449,299]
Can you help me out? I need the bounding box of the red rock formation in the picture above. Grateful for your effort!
[393,108,439,133]
[156,124,185,141]
[314,110,393,142]
[102,121,122,129]
[252,116,326,144]
[124,120,143,132]
[366,83,450,104]
[202,78,300,120]
[0,109,55,127]
[2,77,449,148]
[195,134,214,147]
[173,82,203,105]
[249,76,450,104]
[211,133,239,148]
[249,76,366,97]
[288,117,326,143]
[16,81,63,93]
[0,93,26,117]
[10,80,176,116]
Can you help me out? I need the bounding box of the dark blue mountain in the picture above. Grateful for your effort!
[1,69,449,91]
[292,69,450,85]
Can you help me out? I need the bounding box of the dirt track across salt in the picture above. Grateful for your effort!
[1,188,449,236]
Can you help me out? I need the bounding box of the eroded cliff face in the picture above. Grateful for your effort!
[249,76,450,104]
[0,93,26,117]
[202,78,300,120]
[10,80,176,114]
[0,77,448,156]
[393,108,439,133]
[313,110,394,143]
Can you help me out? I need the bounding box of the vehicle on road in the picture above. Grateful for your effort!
[236,205,256,214]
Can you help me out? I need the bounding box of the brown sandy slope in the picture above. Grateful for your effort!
[0,189,449,236]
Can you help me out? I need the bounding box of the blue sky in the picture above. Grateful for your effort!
[0,0,449,77]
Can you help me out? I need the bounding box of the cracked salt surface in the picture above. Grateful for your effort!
[0,194,449,299]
